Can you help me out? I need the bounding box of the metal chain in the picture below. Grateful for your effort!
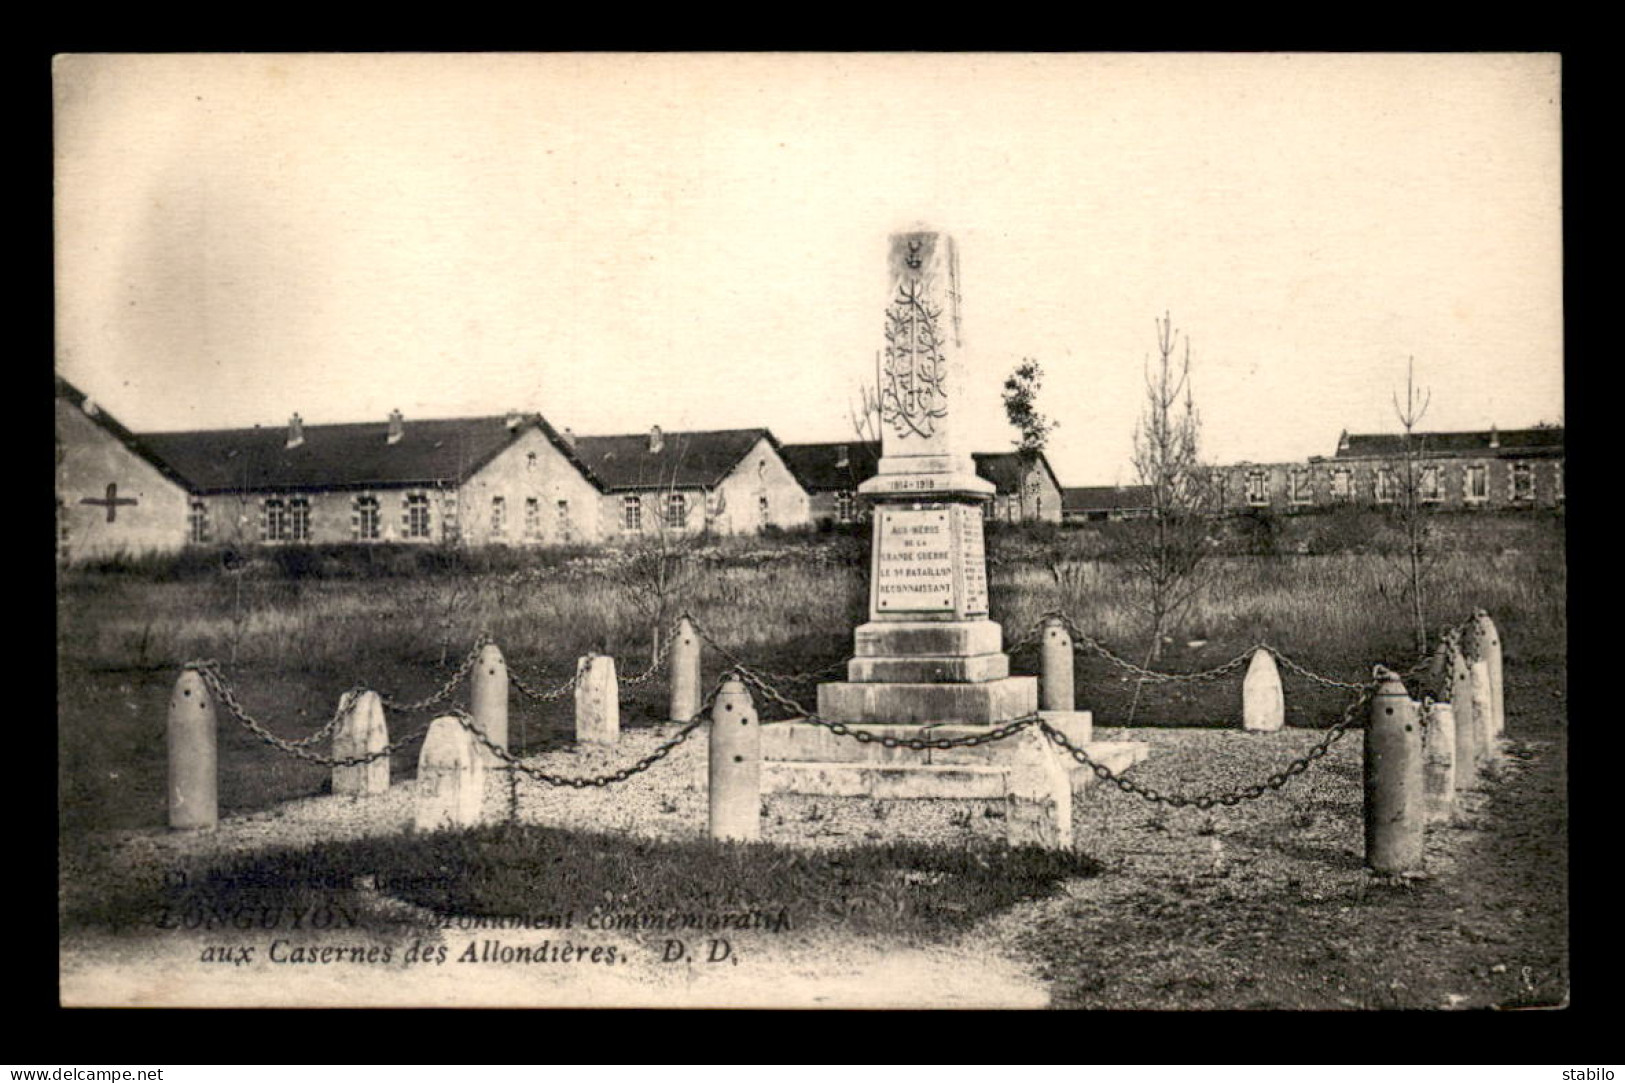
[446,677,724,789]
[186,663,436,766]
[619,622,679,686]
[373,636,488,713]
[687,616,851,685]
[1042,682,1376,809]
[1263,647,1370,692]
[506,620,678,701]
[508,666,579,703]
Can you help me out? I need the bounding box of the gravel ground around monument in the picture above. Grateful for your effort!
[60,684,1567,1009]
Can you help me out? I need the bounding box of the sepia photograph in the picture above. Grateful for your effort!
[54,52,1565,1009]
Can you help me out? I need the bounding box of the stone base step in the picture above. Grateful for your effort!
[699,736,1151,798]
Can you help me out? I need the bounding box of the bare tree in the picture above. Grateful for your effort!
[1002,358,1058,521]
[1122,311,1217,665]
[607,436,704,661]
[1390,356,1435,658]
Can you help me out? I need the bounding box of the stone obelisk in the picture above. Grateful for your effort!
[815,231,1038,726]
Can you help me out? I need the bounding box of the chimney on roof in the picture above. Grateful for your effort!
[286,412,305,450]
[505,409,525,431]
[836,444,850,469]
[561,427,576,449]
[649,425,664,454]
[387,409,404,445]
[1489,424,1500,449]
[81,397,98,417]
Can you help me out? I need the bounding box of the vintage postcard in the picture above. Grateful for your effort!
[55,52,1565,1009]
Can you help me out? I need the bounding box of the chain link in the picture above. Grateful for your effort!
[507,620,678,701]
[373,636,488,713]
[448,677,724,788]
[186,662,436,767]
[688,616,851,685]
[1042,682,1375,809]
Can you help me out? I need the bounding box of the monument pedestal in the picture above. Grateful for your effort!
[749,228,1149,847]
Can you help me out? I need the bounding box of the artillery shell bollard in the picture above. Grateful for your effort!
[670,616,702,723]
[1473,610,1505,740]
[1242,649,1285,733]
[168,669,218,830]
[414,716,486,832]
[1470,657,1497,765]
[332,690,390,796]
[1364,670,1426,875]
[575,654,620,745]
[1005,727,1073,850]
[1039,617,1074,712]
[1422,700,1457,822]
[708,676,761,842]
[1449,637,1481,792]
[470,643,509,765]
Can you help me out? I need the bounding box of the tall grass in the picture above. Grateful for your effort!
[57,510,1564,679]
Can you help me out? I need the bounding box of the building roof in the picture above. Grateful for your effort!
[778,441,882,492]
[568,429,780,492]
[1062,485,1153,513]
[973,451,1064,496]
[138,412,601,494]
[54,375,194,491]
[1336,427,1564,459]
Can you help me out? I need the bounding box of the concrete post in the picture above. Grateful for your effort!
[708,676,761,842]
[1473,610,1505,739]
[1039,617,1074,712]
[1242,649,1286,733]
[470,643,509,764]
[1423,700,1456,823]
[1364,670,1425,875]
[575,654,620,745]
[1005,726,1073,849]
[670,616,702,723]
[414,716,486,832]
[332,690,390,796]
[1470,657,1497,764]
[167,668,218,830]
[1448,638,1480,792]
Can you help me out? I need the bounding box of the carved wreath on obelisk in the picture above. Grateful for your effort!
[880,279,949,439]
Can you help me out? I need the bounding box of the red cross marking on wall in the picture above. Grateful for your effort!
[81,482,139,523]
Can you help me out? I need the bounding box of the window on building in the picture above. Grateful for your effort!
[623,495,642,533]
[525,497,540,539]
[1330,469,1352,501]
[289,497,311,542]
[354,495,380,540]
[1374,468,1396,505]
[189,500,210,544]
[1512,462,1535,502]
[491,495,506,538]
[758,494,770,525]
[526,451,538,472]
[1246,470,1268,507]
[405,492,431,539]
[835,490,855,524]
[557,499,571,537]
[263,498,288,542]
[1419,465,1443,503]
[1290,470,1312,506]
[666,492,688,529]
[56,498,70,563]
[1465,463,1488,503]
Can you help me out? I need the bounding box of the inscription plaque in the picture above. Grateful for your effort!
[873,507,955,613]
[957,504,988,616]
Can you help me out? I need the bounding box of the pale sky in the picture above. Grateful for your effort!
[54,53,1563,486]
